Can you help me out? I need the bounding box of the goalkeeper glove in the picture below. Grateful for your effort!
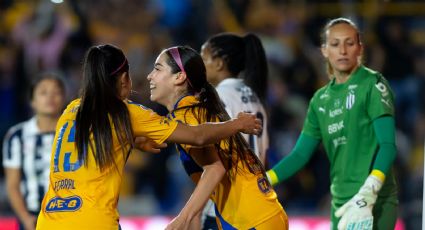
[335,175,383,230]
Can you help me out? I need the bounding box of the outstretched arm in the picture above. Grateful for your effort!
[166,112,261,146]
[267,133,319,185]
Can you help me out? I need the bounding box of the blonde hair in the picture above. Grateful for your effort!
[321,17,362,78]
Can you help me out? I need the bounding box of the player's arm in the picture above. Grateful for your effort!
[335,115,396,230]
[3,132,36,230]
[5,168,36,230]
[266,133,319,185]
[166,112,261,146]
[166,146,225,230]
[370,115,397,179]
[134,136,167,153]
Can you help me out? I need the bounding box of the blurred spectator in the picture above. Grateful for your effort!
[3,73,66,230]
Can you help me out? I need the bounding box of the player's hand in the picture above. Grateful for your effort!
[235,112,262,135]
[335,175,383,230]
[134,136,167,154]
[165,215,190,230]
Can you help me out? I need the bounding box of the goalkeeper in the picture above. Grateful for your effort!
[267,17,398,230]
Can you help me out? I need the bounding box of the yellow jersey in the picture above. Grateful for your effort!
[170,95,283,229]
[36,99,178,230]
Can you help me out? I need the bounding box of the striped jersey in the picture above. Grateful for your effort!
[170,95,283,229]
[203,78,270,219]
[36,99,178,230]
[216,78,269,162]
[2,117,54,212]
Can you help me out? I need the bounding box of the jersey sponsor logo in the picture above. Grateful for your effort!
[381,98,393,108]
[320,93,329,99]
[332,136,347,147]
[334,99,341,108]
[328,121,344,134]
[346,93,355,109]
[161,116,171,125]
[348,84,358,90]
[45,196,82,212]
[53,179,76,192]
[238,87,258,104]
[329,108,343,118]
[70,105,79,113]
[257,177,271,194]
[318,107,326,113]
[375,82,389,97]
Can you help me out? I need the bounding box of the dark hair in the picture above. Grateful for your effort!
[204,33,268,103]
[29,72,66,100]
[164,46,267,180]
[320,17,362,77]
[76,44,133,171]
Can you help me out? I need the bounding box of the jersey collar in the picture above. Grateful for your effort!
[330,65,365,90]
[216,78,243,88]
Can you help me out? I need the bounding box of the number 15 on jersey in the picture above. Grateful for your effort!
[53,121,83,173]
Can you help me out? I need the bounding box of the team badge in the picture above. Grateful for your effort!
[257,177,271,194]
[346,93,355,109]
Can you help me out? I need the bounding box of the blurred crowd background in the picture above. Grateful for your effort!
[0,0,423,229]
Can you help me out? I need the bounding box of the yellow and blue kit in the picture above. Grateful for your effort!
[36,99,178,230]
[169,95,287,230]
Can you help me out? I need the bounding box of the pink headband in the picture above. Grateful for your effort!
[168,47,194,89]
[169,47,185,73]
[110,58,128,76]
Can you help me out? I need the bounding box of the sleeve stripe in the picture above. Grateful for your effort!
[3,128,23,167]
[371,169,386,182]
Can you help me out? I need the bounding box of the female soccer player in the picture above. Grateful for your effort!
[266,17,398,230]
[3,73,66,230]
[201,32,269,164]
[200,32,270,229]
[147,46,287,230]
[35,44,261,230]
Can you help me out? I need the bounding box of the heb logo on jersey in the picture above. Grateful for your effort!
[45,196,82,212]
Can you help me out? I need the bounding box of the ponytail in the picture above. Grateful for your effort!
[243,33,268,103]
[76,44,133,171]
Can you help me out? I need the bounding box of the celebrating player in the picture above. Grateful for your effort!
[266,17,398,230]
[147,46,287,230]
[35,44,261,230]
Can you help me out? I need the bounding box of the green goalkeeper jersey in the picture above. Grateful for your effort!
[302,65,397,204]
